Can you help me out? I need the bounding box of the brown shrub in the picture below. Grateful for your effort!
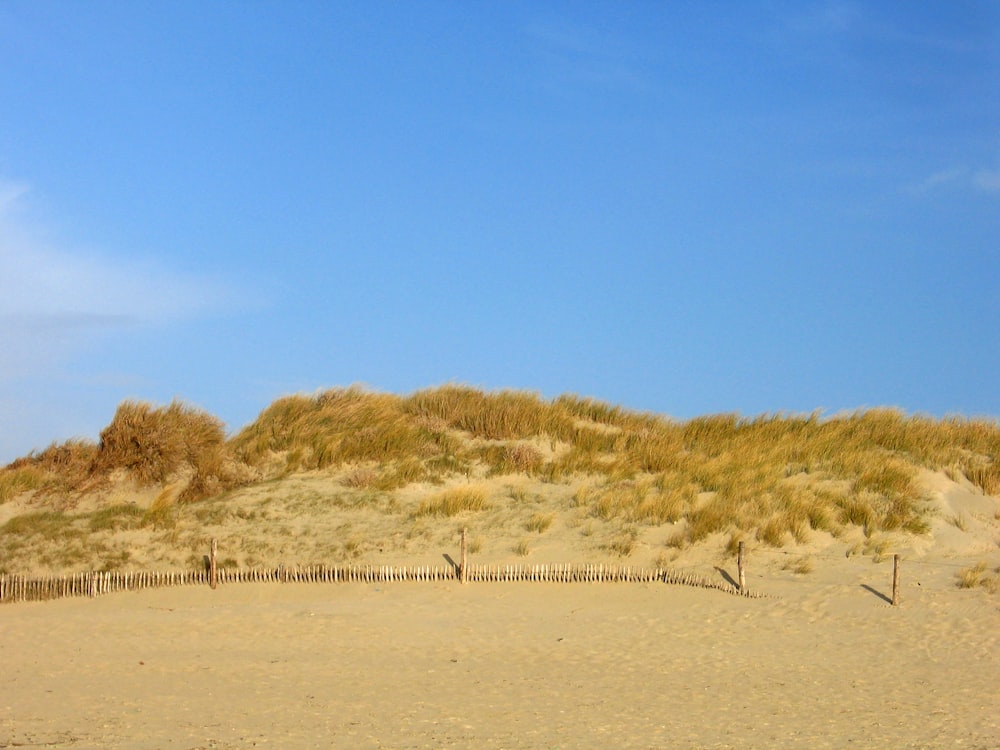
[92,400,233,500]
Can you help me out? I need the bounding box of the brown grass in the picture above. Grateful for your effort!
[525,512,555,533]
[2,387,999,573]
[414,485,490,517]
[93,401,224,483]
[956,562,1000,593]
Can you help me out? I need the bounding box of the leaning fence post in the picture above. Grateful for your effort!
[210,538,218,590]
[737,541,747,593]
[460,527,468,584]
[892,554,900,606]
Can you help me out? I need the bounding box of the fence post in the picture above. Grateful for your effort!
[892,554,900,606]
[737,541,747,593]
[210,539,218,590]
[460,527,468,584]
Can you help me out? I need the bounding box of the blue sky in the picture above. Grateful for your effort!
[1,2,998,462]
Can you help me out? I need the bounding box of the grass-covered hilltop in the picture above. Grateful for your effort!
[2,385,999,580]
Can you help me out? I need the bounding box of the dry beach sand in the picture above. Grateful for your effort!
[2,466,999,749]
[2,549,998,748]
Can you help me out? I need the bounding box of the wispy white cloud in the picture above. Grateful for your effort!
[909,168,967,193]
[908,166,1000,197]
[779,1,863,37]
[523,19,653,96]
[0,179,30,210]
[973,169,1000,193]
[812,1,863,34]
[0,178,245,462]
[782,1,985,53]
[0,179,232,380]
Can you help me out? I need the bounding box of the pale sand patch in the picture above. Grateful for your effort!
[1,573,997,749]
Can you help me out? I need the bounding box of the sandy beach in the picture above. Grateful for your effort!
[2,558,998,750]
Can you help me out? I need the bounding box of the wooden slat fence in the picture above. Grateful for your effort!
[0,563,762,605]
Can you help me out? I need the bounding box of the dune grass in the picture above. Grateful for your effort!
[956,562,1000,593]
[525,512,555,533]
[3,401,240,505]
[414,485,490,517]
[1,386,999,574]
[0,466,45,503]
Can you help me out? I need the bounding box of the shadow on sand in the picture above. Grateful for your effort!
[861,584,893,604]
[443,554,460,576]
[714,566,739,590]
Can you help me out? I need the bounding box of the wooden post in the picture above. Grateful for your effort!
[210,538,218,590]
[892,554,900,606]
[737,541,746,593]
[460,527,468,584]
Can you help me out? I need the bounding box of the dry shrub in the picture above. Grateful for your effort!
[94,400,228,487]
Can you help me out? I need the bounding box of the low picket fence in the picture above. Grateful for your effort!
[0,562,760,605]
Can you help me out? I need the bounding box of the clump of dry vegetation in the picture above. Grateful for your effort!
[956,562,1000,593]
[414,485,490,517]
[525,512,555,533]
[1,385,999,574]
[2,400,244,506]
